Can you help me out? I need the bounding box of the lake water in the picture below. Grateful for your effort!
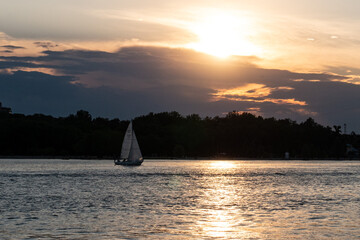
[1,159,360,239]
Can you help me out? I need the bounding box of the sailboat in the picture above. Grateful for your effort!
[114,121,144,166]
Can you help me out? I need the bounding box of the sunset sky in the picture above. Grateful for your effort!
[1,0,360,131]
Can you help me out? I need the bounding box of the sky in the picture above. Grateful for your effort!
[1,0,360,132]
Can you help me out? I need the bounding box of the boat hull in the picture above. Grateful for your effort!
[114,161,143,166]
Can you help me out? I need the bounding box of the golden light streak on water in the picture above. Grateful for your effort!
[209,161,237,169]
[194,161,256,239]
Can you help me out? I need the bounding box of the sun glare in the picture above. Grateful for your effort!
[187,11,261,58]
[210,161,236,169]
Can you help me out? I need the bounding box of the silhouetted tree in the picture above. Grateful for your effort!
[0,110,358,158]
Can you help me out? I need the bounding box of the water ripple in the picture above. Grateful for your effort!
[1,159,360,239]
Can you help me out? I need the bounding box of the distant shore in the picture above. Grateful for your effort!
[1,156,359,161]
[1,111,358,160]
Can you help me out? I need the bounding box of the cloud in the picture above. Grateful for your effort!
[0,45,26,54]
[1,45,25,50]
[33,42,59,49]
[1,46,346,87]
[0,70,214,119]
[0,32,11,40]
[0,46,359,131]
[326,66,360,76]
[212,84,305,106]
[0,9,195,43]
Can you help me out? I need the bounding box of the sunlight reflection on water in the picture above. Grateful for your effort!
[195,162,255,239]
[209,161,237,169]
[1,159,360,239]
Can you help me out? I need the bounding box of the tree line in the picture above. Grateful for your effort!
[0,110,359,159]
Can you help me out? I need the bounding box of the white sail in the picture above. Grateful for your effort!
[120,122,133,159]
[119,121,143,163]
[128,130,143,162]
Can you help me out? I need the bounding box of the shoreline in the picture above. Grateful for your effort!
[1,156,359,161]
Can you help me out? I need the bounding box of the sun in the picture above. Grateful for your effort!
[186,11,261,58]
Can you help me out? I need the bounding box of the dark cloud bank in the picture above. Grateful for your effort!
[1,46,359,131]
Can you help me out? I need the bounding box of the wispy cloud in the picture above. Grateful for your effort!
[1,45,25,50]
[213,84,306,106]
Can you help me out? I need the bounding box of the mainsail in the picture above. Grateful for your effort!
[128,130,142,162]
[120,122,133,159]
[120,122,143,162]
